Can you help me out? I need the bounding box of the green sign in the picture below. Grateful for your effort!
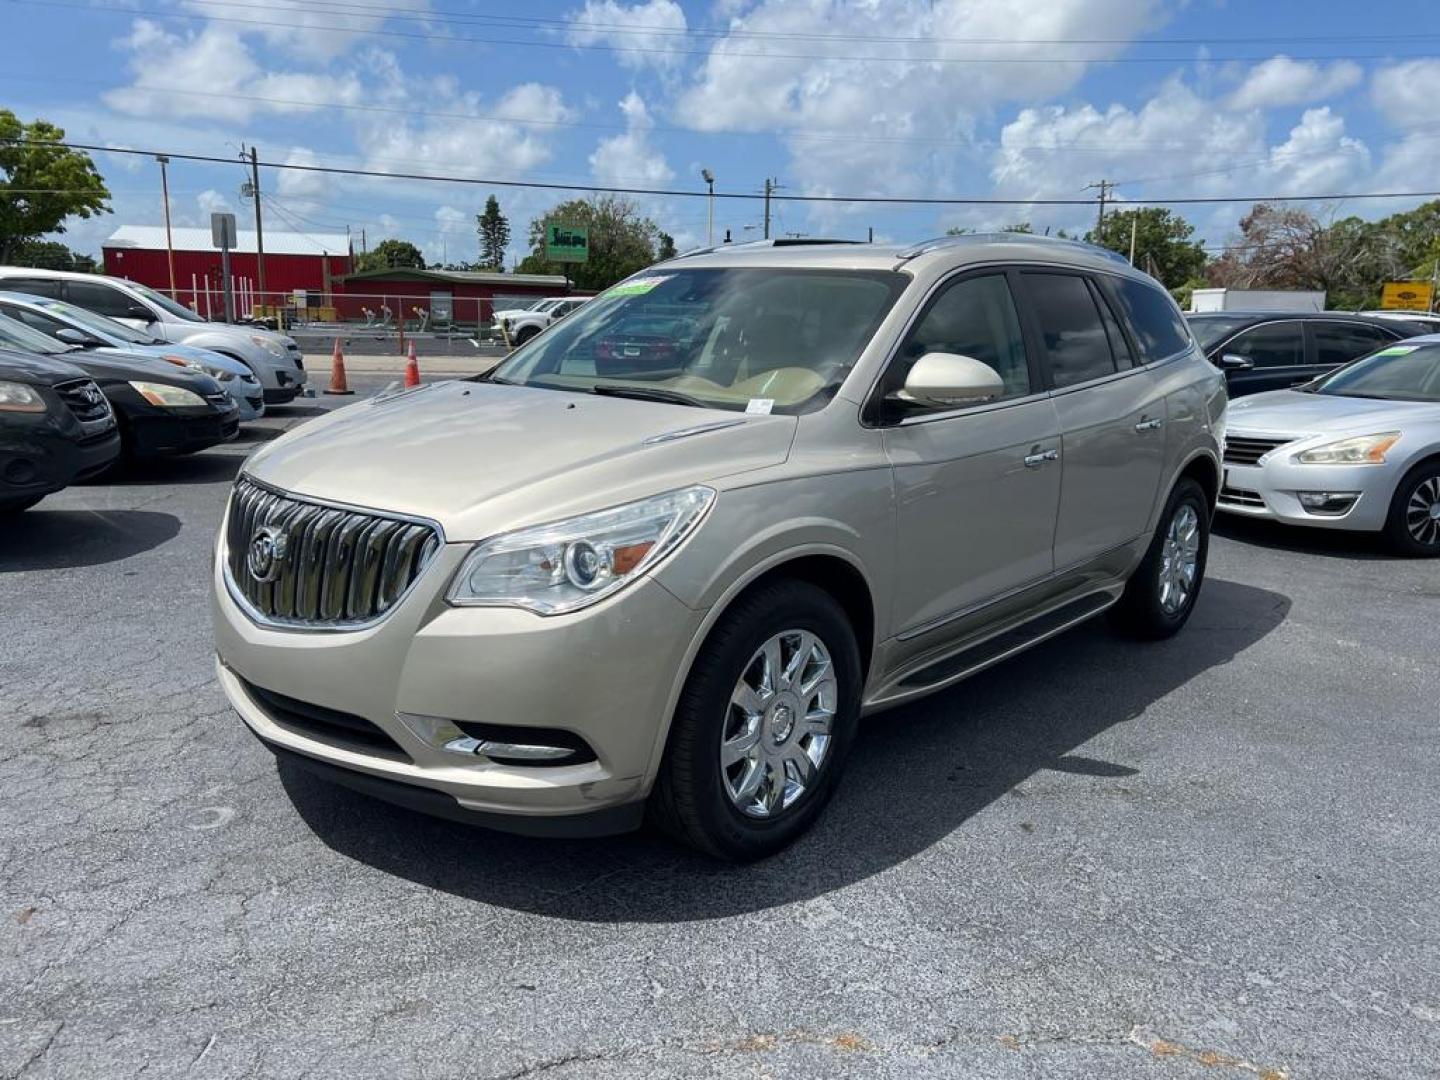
[545,223,589,264]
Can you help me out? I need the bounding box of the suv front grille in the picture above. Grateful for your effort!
[1223,435,1291,466]
[53,378,112,424]
[225,477,442,628]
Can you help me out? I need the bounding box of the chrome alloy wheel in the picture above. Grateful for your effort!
[1405,477,1440,546]
[720,630,838,819]
[1159,503,1201,615]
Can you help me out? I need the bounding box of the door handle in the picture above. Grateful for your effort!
[1023,448,1059,468]
[1134,417,1164,432]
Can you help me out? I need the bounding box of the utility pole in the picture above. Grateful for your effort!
[701,168,715,246]
[1086,180,1112,234]
[763,177,782,240]
[243,146,267,314]
[1128,213,1139,265]
[156,155,176,298]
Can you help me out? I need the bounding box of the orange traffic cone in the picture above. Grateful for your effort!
[403,341,421,388]
[324,337,354,395]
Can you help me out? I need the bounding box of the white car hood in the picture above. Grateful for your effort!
[1227,389,1440,437]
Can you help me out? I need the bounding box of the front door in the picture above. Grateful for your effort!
[880,270,1062,637]
[1212,320,1307,397]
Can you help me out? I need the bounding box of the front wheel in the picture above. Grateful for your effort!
[1385,462,1440,557]
[512,326,540,345]
[648,579,862,861]
[1110,478,1210,639]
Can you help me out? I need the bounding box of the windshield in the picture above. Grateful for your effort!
[1311,342,1440,401]
[38,299,156,344]
[1186,315,1250,351]
[127,281,207,322]
[0,312,78,355]
[492,267,907,414]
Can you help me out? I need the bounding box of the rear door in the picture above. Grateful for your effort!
[1212,320,1306,396]
[1020,271,1167,570]
[1308,320,1402,379]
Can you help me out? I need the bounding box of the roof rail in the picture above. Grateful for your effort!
[897,232,1131,266]
[669,237,864,260]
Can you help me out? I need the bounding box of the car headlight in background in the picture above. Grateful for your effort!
[448,486,715,614]
[1294,433,1400,465]
[128,381,207,409]
[250,335,286,357]
[0,380,46,413]
[158,354,233,381]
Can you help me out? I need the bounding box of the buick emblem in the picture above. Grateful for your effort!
[247,525,288,583]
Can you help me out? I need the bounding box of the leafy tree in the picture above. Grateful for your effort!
[476,195,510,271]
[519,195,660,290]
[1085,207,1206,288]
[656,231,677,260]
[9,239,96,271]
[0,110,110,263]
[354,238,425,272]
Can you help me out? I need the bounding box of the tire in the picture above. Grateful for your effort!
[1109,477,1210,640]
[513,326,540,345]
[1384,460,1440,557]
[0,494,45,515]
[648,578,862,861]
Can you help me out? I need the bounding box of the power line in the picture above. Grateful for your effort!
[8,136,1440,209]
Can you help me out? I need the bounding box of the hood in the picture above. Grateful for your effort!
[0,347,89,387]
[53,347,223,394]
[108,343,251,376]
[1226,389,1439,437]
[243,381,798,541]
[494,308,540,321]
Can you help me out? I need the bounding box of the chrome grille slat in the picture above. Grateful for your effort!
[1223,436,1291,467]
[224,477,441,629]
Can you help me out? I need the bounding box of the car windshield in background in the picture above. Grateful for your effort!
[1186,315,1250,351]
[0,312,78,355]
[128,281,207,323]
[1312,342,1440,402]
[39,300,157,344]
[492,268,908,414]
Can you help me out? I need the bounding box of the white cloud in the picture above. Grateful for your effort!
[589,92,674,187]
[1259,107,1369,196]
[178,0,430,61]
[425,204,471,265]
[1371,59,1440,129]
[195,189,233,220]
[565,0,688,72]
[1226,57,1362,111]
[275,147,330,199]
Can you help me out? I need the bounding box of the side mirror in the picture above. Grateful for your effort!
[1216,353,1254,371]
[54,327,93,346]
[897,352,1005,408]
[126,304,154,322]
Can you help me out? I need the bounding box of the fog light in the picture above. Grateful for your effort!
[395,712,595,766]
[2,458,37,485]
[1296,491,1359,515]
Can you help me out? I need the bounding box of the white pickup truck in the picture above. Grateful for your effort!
[493,296,588,344]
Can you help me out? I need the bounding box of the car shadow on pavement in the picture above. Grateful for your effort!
[278,576,1290,921]
[263,403,329,419]
[0,509,182,570]
[1213,515,1398,560]
[99,453,246,487]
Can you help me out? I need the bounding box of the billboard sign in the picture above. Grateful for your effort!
[1380,281,1434,311]
[545,223,589,264]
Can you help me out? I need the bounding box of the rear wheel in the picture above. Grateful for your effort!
[1110,478,1209,639]
[1385,461,1440,557]
[648,579,861,861]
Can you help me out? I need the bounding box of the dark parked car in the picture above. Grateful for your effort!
[0,313,238,466]
[1186,311,1422,398]
[0,348,120,514]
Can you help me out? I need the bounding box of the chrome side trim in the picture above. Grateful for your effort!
[643,419,747,445]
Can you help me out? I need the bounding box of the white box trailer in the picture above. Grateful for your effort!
[1189,288,1327,313]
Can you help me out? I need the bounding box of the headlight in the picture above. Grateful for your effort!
[0,380,46,413]
[128,381,207,408]
[250,335,286,357]
[159,354,231,380]
[1294,432,1400,465]
[447,487,715,614]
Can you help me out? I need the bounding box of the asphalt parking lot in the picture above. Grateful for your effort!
[3,379,1438,1079]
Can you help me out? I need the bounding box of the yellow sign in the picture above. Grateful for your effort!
[1380,281,1433,311]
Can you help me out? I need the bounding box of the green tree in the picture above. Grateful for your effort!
[354,238,425,272]
[0,110,110,263]
[518,195,659,290]
[1085,207,1206,288]
[656,231,677,260]
[476,195,510,271]
[9,239,96,271]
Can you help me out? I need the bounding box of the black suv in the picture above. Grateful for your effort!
[1186,311,1424,397]
[0,348,120,513]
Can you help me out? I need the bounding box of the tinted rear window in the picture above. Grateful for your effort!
[1105,276,1193,361]
[1023,272,1118,389]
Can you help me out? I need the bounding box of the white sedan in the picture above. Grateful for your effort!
[1219,335,1440,554]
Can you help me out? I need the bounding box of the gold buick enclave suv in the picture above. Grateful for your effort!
[212,235,1225,860]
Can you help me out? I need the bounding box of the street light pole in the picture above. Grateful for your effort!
[701,168,715,246]
[156,155,176,298]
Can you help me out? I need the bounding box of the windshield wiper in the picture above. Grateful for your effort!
[590,385,707,408]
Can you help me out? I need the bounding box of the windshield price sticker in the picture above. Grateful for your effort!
[1374,345,1419,357]
[745,398,775,415]
[607,276,670,297]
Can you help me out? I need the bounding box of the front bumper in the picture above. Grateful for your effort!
[255,348,307,403]
[1218,458,1395,531]
[129,405,241,456]
[1,424,120,501]
[227,377,265,421]
[212,541,707,828]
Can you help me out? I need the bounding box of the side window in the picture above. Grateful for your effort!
[65,281,140,319]
[1,278,63,299]
[1225,323,1303,367]
[0,304,66,337]
[1313,322,1395,366]
[1089,279,1136,369]
[1023,272,1118,389]
[887,273,1031,406]
[1103,276,1193,363]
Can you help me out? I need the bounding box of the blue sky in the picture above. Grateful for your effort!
[5,0,1440,268]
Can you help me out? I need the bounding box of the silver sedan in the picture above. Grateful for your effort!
[1218,334,1440,554]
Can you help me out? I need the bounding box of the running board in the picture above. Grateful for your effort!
[870,590,1119,710]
